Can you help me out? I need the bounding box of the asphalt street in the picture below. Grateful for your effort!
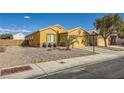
[39,57,124,79]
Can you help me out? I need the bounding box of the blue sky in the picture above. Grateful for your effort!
[0,13,124,35]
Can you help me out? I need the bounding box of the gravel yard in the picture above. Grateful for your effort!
[0,46,94,68]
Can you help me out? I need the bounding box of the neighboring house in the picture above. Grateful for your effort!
[116,38,124,45]
[25,24,89,47]
[13,33,25,40]
[89,30,124,46]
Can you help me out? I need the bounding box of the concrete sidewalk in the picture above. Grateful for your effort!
[0,49,124,79]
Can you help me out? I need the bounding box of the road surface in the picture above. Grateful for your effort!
[39,57,124,79]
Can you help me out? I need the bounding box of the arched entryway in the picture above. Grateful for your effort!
[110,36,117,45]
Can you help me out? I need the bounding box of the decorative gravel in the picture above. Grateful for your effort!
[0,46,95,68]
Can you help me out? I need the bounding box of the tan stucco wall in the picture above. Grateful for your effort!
[68,29,83,36]
[40,28,57,46]
[25,32,40,47]
[0,39,24,46]
[51,25,64,33]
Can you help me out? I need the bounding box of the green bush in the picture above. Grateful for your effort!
[0,34,13,39]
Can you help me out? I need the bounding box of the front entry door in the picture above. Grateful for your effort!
[110,36,117,45]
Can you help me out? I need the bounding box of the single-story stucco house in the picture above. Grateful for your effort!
[25,24,89,47]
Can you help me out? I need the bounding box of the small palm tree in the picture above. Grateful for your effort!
[65,36,79,50]
[81,39,87,46]
[81,31,89,46]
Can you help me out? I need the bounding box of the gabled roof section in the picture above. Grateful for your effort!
[39,24,64,32]
[66,26,88,33]
[25,31,39,37]
[26,24,64,37]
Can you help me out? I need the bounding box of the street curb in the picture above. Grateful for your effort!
[29,52,124,79]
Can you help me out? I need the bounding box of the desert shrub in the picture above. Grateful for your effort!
[42,42,47,48]
[53,43,57,48]
[22,40,29,46]
[65,36,78,50]
[48,43,52,48]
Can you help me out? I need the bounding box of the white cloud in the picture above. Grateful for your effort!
[24,16,31,19]
[0,28,31,34]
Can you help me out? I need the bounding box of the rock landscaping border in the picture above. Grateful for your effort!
[0,65,32,76]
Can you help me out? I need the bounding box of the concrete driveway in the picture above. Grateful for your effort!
[79,46,124,54]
